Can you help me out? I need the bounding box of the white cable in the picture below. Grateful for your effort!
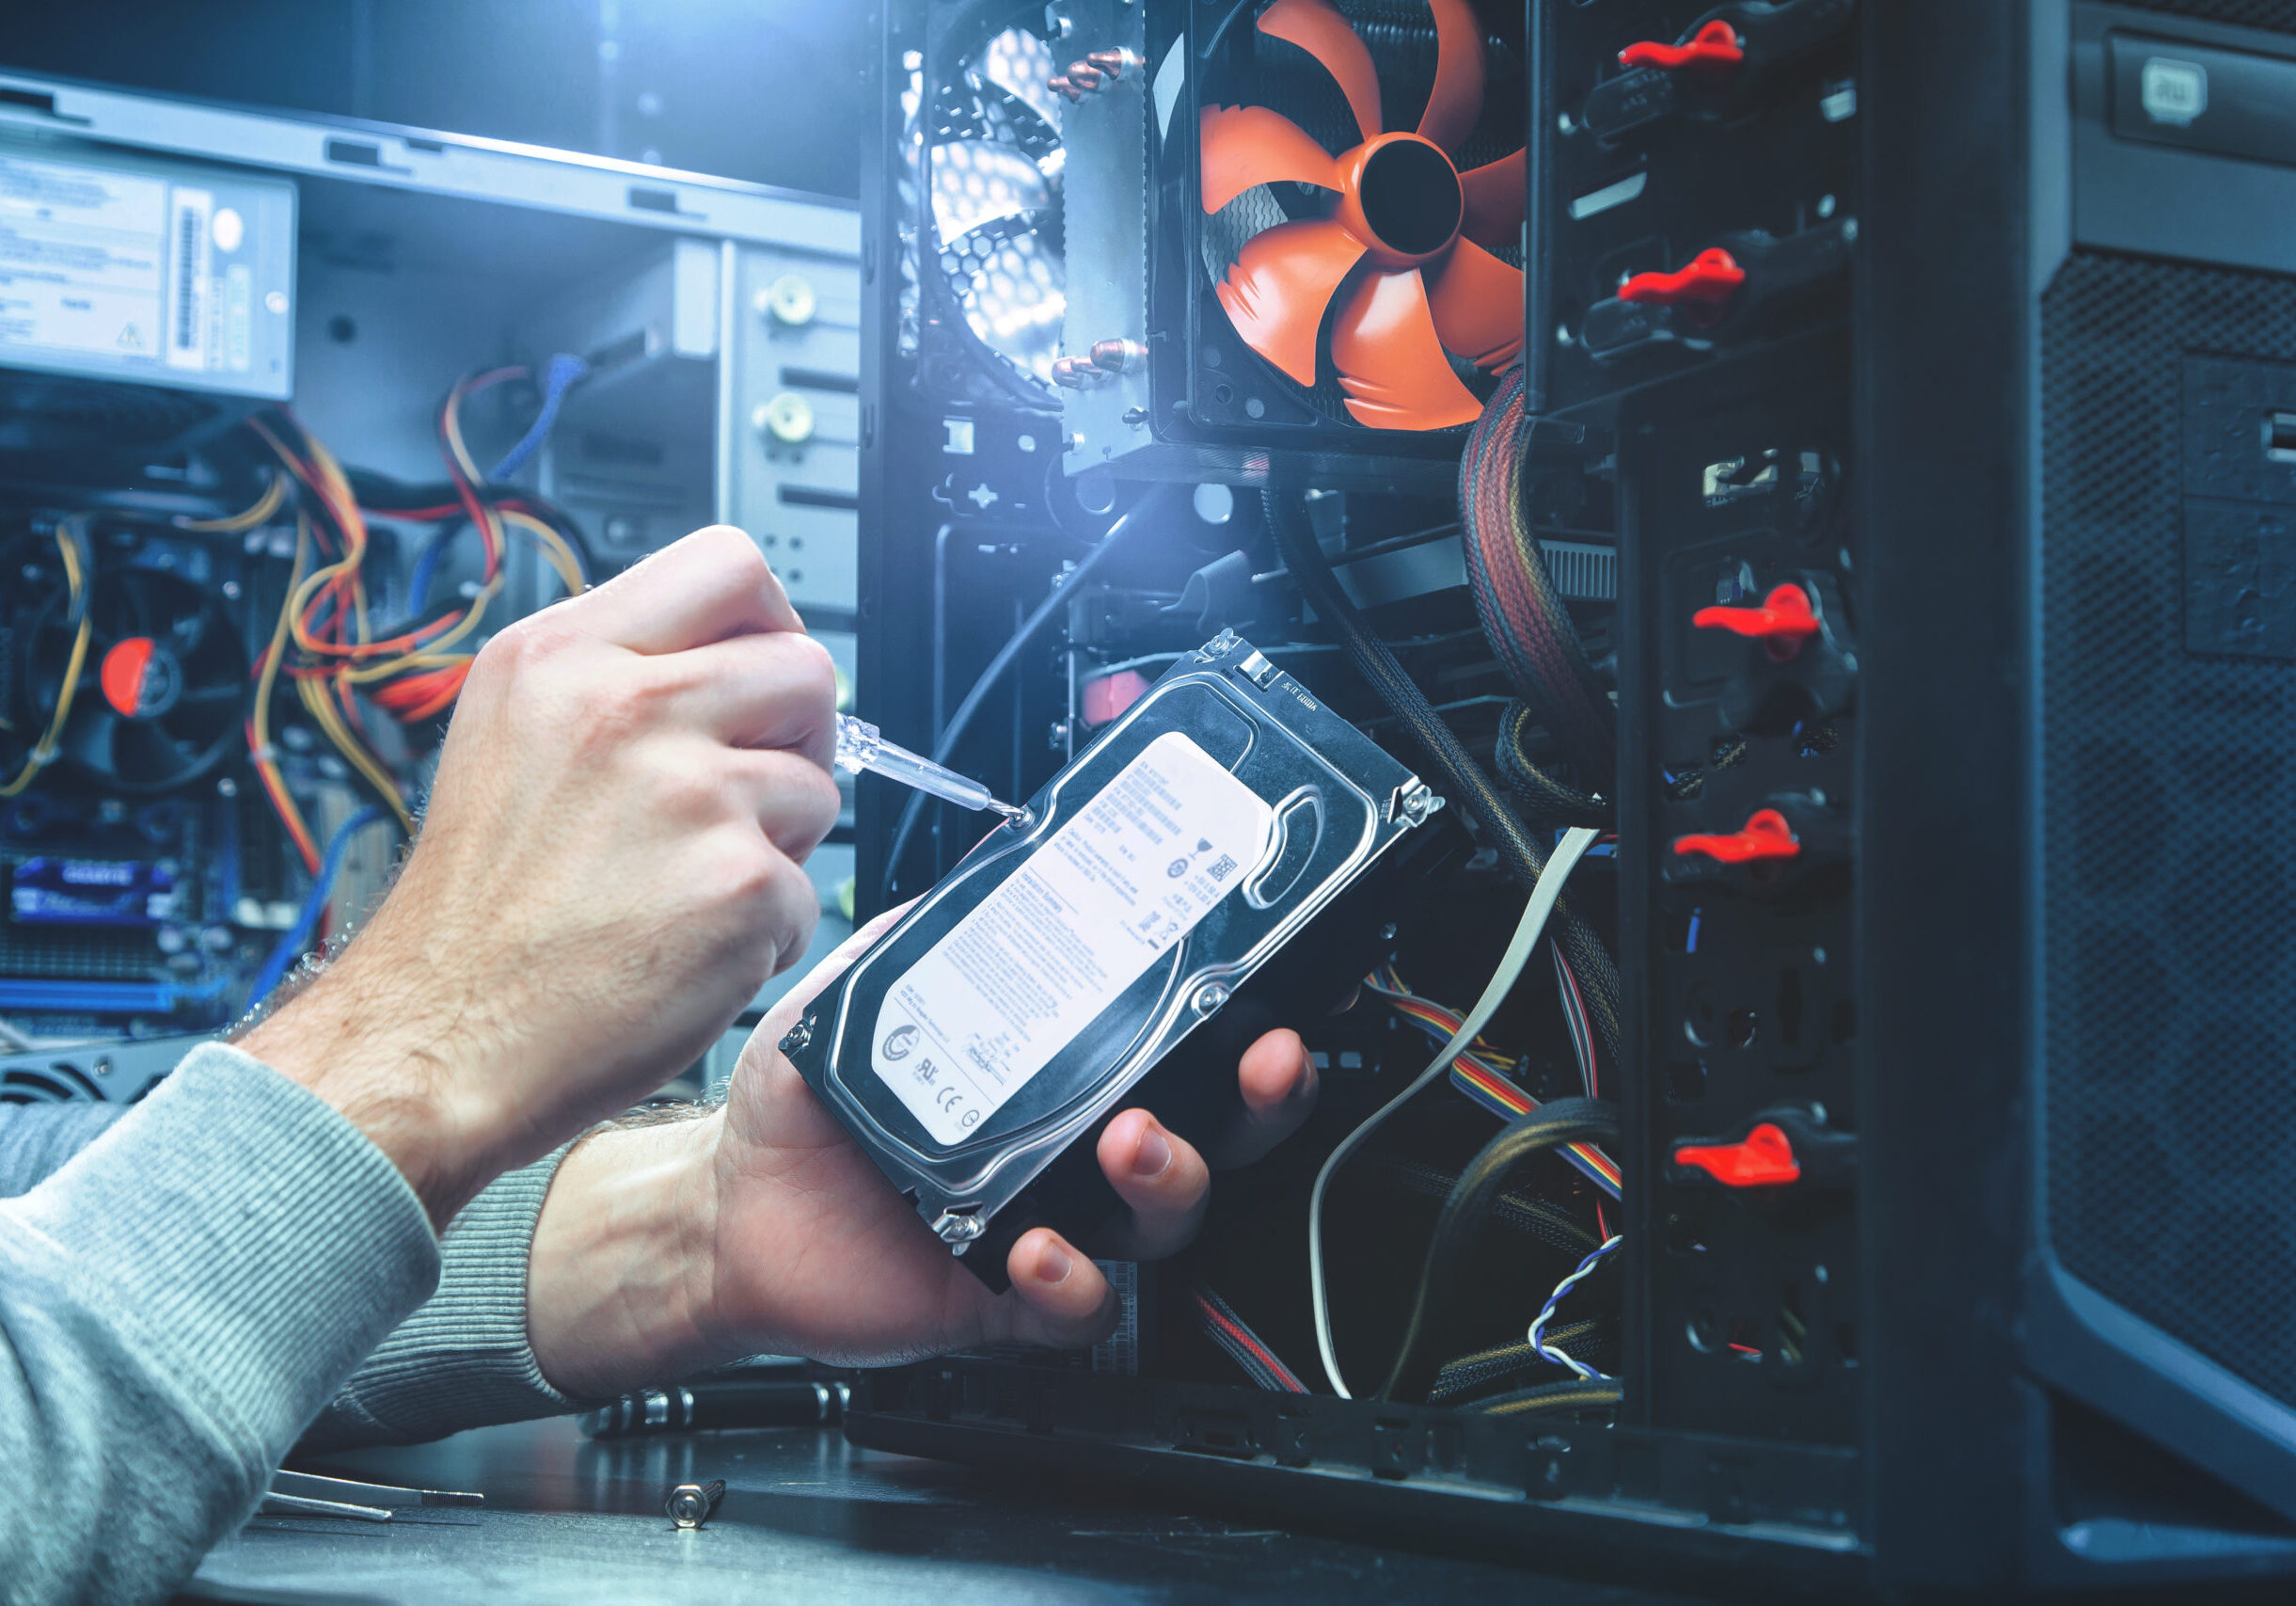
[1528,1234,1624,1381]
[1308,824,1601,1398]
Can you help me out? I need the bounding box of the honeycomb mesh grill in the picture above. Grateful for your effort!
[2115,0,2296,29]
[2042,252,2296,1410]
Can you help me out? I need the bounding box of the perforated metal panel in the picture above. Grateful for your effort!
[2041,251,2296,1410]
[2119,0,2296,30]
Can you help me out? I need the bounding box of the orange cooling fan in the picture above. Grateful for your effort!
[1200,0,1525,431]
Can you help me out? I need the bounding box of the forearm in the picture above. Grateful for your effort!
[525,1111,729,1399]
[0,1045,437,1605]
[308,1108,731,1452]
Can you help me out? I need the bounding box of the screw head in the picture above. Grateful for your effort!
[778,1018,815,1055]
[1193,982,1230,1014]
[931,1210,985,1244]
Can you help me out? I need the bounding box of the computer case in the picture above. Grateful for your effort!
[0,71,862,1059]
[851,0,2296,1596]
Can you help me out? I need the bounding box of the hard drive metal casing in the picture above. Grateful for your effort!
[782,629,1440,1259]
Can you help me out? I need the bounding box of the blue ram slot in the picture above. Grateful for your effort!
[0,978,225,1013]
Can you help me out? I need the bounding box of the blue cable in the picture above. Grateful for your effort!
[403,355,584,612]
[487,353,588,483]
[250,805,388,1008]
[408,524,458,614]
[1528,1235,1624,1381]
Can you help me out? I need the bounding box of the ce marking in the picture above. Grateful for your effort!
[934,1085,984,1132]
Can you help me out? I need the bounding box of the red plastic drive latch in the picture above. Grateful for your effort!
[1619,19,1746,73]
[1692,582,1820,659]
[1672,808,1800,865]
[101,637,156,718]
[1674,1122,1800,1188]
[1618,247,1747,311]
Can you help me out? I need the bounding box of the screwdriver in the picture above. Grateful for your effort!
[833,713,1033,826]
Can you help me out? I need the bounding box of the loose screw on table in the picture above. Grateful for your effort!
[665,1479,726,1530]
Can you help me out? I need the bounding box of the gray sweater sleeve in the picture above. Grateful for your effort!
[0,1080,582,1459]
[0,1042,439,1606]
[299,1146,580,1449]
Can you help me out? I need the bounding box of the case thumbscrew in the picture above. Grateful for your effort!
[931,1210,986,1246]
[1390,781,1444,826]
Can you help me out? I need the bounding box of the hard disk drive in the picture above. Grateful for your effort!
[782,630,1440,1284]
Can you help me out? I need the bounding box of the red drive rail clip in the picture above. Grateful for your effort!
[1579,223,1851,364]
[1620,18,1745,73]
[1620,248,1747,322]
[1666,792,1842,888]
[1583,0,1857,147]
[1673,807,1798,866]
[1694,582,1819,659]
[1670,1105,1854,1191]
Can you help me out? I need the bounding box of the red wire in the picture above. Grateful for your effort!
[1195,1292,1305,1391]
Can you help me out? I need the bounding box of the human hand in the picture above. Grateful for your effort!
[526,909,1321,1394]
[245,525,840,1225]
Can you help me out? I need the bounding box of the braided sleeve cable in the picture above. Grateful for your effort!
[1459,364,1617,780]
[1265,491,1622,1071]
[1496,703,1610,828]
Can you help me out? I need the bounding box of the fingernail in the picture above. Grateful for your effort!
[1036,1243,1073,1285]
[1132,1126,1172,1179]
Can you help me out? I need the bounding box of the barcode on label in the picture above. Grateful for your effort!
[166,187,213,371]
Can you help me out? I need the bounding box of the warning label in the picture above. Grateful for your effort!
[871,731,1273,1146]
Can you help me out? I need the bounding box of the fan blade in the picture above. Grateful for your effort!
[118,720,185,786]
[1257,0,1383,143]
[1331,267,1483,429]
[169,602,209,658]
[1200,105,1339,214]
[1459,149,1526,248]
[1417,0,1487,153]
[981,25,1064,136]
[62,710,117,778]
[1215,217,1369,388]
[930,139,1052,246]
[121,575,155,636]
[1424,239,1525,369]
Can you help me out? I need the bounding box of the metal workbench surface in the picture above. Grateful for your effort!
[180,1415,1712,1606]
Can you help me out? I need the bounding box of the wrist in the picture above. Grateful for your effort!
[242,953,506,1228]
[526,1109,729,1399]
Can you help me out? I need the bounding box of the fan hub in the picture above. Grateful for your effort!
[100,636,181,721]
[1338,134,1464,269]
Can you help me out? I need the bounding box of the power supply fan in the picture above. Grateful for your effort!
[1201,0,1526,429]
[16,564,248,793]
[921,13,1068,399]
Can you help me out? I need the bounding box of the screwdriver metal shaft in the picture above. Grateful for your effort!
[832,713,1033,826]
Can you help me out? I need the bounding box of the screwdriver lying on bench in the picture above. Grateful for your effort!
[832,712,1033,827]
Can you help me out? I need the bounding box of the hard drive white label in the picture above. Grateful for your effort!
[871,730,1275,1146]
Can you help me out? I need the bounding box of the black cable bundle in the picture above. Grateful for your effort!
[1265,490,1623,1067]
[1374,1097,1621,1404]
[1495,703,1609,829]
[1459,363,1615,782]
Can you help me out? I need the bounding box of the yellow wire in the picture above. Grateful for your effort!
[498,508,586,596]
[253,517,321,861]
[177,471,286,533]
[297,676,413,834]
[337,576,502,685]
[0,524,91,798]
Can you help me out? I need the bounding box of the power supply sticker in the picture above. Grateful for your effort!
[871,731,1274,1147]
